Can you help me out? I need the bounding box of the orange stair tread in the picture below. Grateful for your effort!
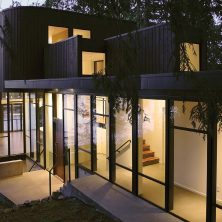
[142,157,159,162]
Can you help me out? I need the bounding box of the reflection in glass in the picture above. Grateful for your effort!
[78,95,91,170]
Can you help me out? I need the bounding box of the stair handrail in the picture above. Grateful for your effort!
[116,139,131,154]
[107,139,131,159]
[29,149,45,172]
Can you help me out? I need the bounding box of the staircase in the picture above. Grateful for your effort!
[142,140,159,166]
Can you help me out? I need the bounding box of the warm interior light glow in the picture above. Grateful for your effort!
[73,29,91,39]
[82,51,105,75]
[180,43,200,71]
[48,26,68,44]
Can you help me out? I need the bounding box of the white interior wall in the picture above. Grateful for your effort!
[174,101,208,196]
[174,130,207,195]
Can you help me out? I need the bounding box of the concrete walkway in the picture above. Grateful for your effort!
[0,170,63,205]
[70,175,181,222]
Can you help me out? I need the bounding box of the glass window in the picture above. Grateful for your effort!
[78,95,91,170]
[0,93,8,156]
[9,93,24,155]
[82,51,105,75]
[48,26,68,44]
[172,100,207,222]
[64,94,75,180]
[93,96,109,179]
[114,100,132,191]
[180,43,200,71]
[138,176,165,208]
[73,28,91,39]
[138,99,166,183]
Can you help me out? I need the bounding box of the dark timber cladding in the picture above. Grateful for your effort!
[0,12,4,90]
[105,24,175,75]
[44,36,80,78]
[2,7,136,81]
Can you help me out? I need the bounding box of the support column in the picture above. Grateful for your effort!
[206,104,217,222]
[165,99,174,211]
[132,97,138,195]
[74,94,79,178]
[109,97,116,183]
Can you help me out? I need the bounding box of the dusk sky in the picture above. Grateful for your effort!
[0,0,45,9]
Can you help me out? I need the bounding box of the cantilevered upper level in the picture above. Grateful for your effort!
[0,6,136,81]
[0,6,206,85]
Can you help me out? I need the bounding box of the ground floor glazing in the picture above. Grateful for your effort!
[0,91,221,222]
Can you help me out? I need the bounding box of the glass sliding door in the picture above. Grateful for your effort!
[172,101,207,222]
[0,93,8,156]
[64,94,75,181]
[138,99,166,208]
[77,95,91,170]
[93,96,109,179]
[114,100,132,191]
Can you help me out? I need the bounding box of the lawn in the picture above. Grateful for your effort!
[0,198,116,222]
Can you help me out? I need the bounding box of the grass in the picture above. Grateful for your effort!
[1,198,116,222]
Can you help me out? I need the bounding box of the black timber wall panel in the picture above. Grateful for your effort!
[44,36,79,78]
[2,7,136,80]
[105,24,176,76]
[0,12,4,90]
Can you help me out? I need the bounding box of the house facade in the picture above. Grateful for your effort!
[0,6,222,222]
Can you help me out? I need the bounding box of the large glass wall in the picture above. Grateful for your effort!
[114,101,132,191]
[138,99,166,208]
[172,101,207,222]
[64,94,75,180]
[77,95,91,170]
[93,96,109,179]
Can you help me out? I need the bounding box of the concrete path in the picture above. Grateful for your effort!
[0,170,63,205]
[70,175,181,222]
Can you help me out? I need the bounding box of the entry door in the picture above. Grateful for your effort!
[53,118,64,181]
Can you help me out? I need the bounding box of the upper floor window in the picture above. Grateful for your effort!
[73,29,91,39]
[180,43,200,71]
[48,26,68,44]
[82,51,105,75]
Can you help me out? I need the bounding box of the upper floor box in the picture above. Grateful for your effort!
[0,6,136,80]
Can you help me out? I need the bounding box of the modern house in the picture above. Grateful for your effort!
[0,6,222,222]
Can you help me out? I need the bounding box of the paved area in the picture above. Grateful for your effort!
[70,175,181,222]
[0,170,63,205]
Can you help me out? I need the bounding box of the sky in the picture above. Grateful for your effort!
[0,0,45,9]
